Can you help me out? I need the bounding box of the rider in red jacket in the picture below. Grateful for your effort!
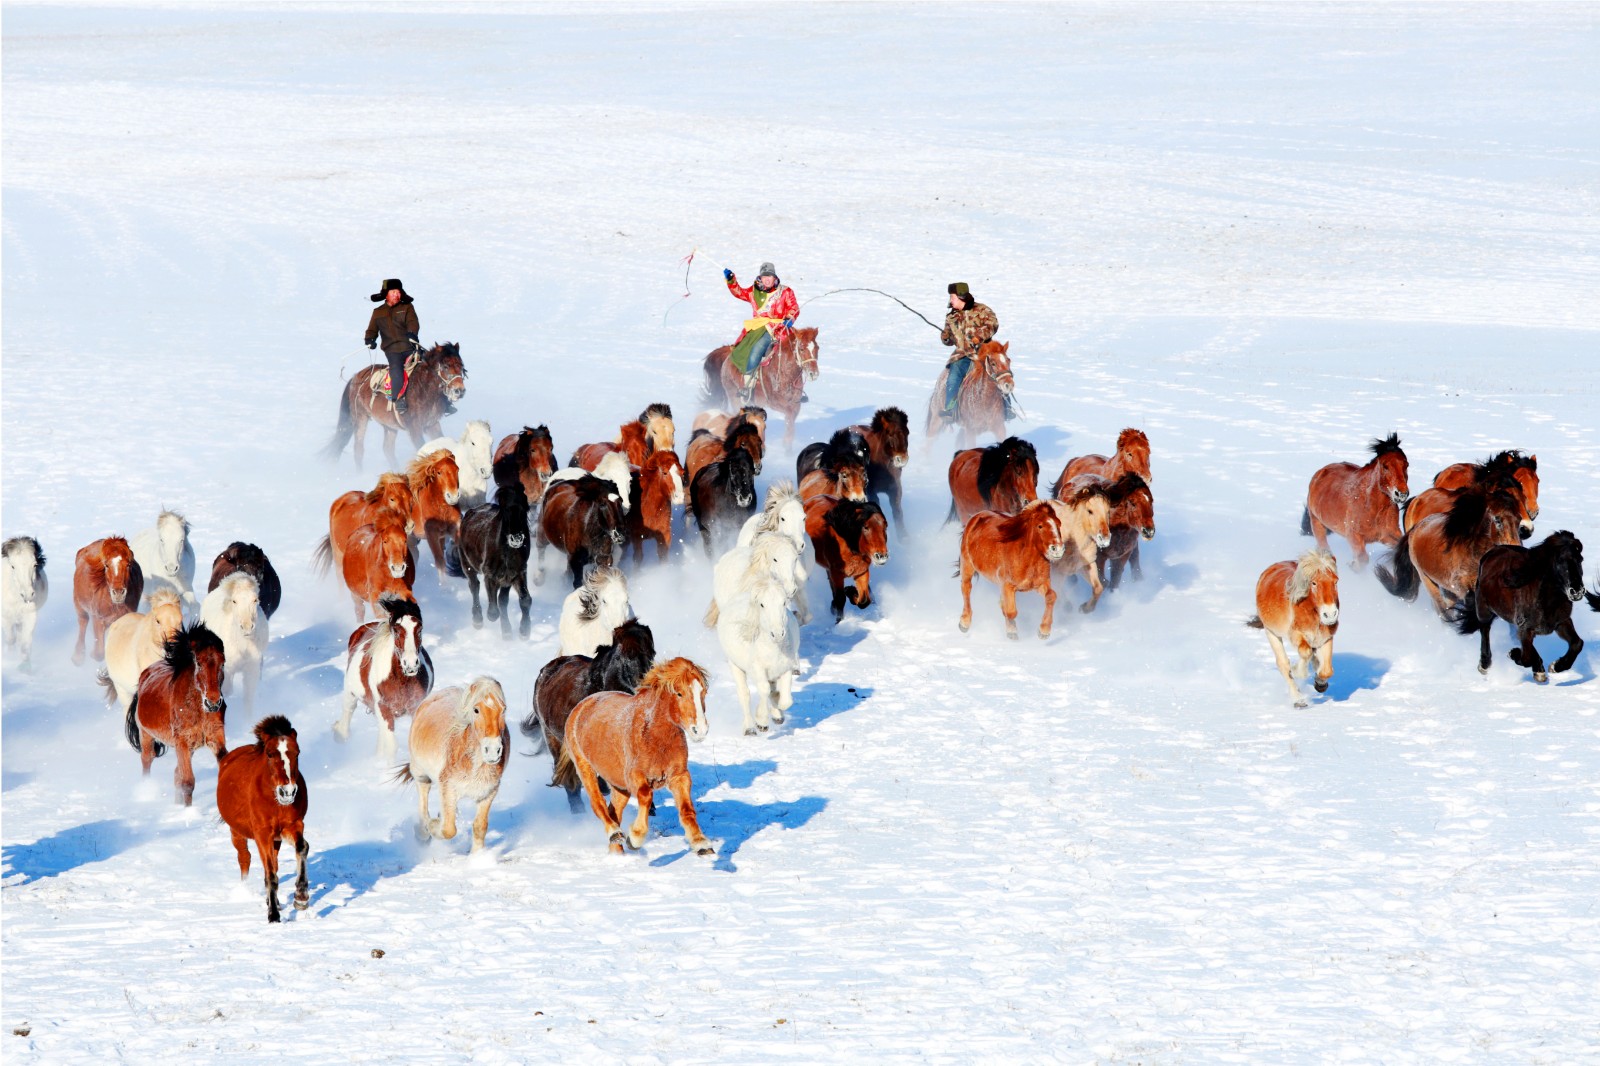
[725,261,800,402]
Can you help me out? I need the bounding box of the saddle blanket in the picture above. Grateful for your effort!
[367,351,422,397]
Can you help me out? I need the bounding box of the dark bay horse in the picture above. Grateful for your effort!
[803,496,891,621]
[1454,530,1600,683]
[926,341,1014,449]
[536,475,629,588]
[322,342,467,468]
[1376,487,1523,615]
[946,437,1040,527]
[846,407,911,540]
[216,715,309,923]
[1302,433,1410,569]
[126,622,228,806]
[492,425,558,504]
[73,536,144,665]
[704,327,820,451]
[689,449,757,557]
[208,543,282,619]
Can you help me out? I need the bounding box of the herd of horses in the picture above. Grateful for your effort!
[3,331,1598,923]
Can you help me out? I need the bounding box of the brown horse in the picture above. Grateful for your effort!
[405,450,462,582]
[803,497,891,621]
[573,404,677,470]
[847,407,911,540]
[536,475,629,588]
[957,500,1067,639]
[686,421,765,484]
[1096,474,1156,591]
[395,678,509,854]
[1048,476,1123,614]
[628,450,687,564]
[322,342,468,468]
[492,425,558,503]
[556,657,714,856]
[315,510,416,622]
[704,327,821,450]
[926,341,1014,449]
[1246,550,1340,707]
[946,436,1039,527]
[1433,450,1539,525]
[1302,433,1410,569]
[125,622,228,806]
[326,473,415,577]
[1454,531,1600,683]
[1052,428,1153,496]
[798,464,868,504]
[691,405,766,444]
[216,715,309,923]
[73,536,144,665]
[1376,487,1524,615]
[1403,477,1534,543]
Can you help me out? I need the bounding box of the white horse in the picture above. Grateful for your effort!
[546,451,631,514]
[716,573,800,735]
[99,589,184,713]
[705,531,811,628]
[130,510,197,608]
[2,537,48,670]
[419,419,493,508]
[201,571,268,715]
[558,565,633,656]
[738,479,806,553]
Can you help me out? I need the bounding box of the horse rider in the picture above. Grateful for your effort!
[724,261,800,403]
[365,278,420,414]
[939,281,1011,421]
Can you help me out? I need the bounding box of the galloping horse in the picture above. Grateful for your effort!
[1454,530,1600,683]
[338,594,434,761]
[73,536,144,665]
[627,450,687,564]
[1302,433,1410,569]
[1097,474,1156,591]
[492,425,558,504]
[395,678,509,854]
[1047,476,1122,614]
[1376,487,1523,615]
[215,715,310,923]
[957,500,1066,640]
[3,537,48,670]
[803,497,891,621]
[704,327,821,451]
[926,341,1014,449]
[322,342,467,468]
[1433,450,1539,526]
[573,404,676,469]
[404,450,463,582]
[846,407,911,539]
[686,421,764,484]
[1247,551,1340,707]
[1403,477,1533,543]
[1053,429,1152,496]
[946,437,1039,527]
[314,510,415,623]
[326,473,415,577]
[208,543,282,619]
[126,622,228,807]
[451,483,534,637]
[536,475,629,589]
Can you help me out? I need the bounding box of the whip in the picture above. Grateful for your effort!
[800,287,943,331]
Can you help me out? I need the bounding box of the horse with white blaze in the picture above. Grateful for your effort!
[131,510,198,608]
[200,571,269,716]
[2,537,48,670]
[338,594,433,762]
[559,565,632,657]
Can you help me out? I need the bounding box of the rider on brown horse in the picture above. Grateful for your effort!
[365,278,421,414]
[724,262,801,404]
[940,282,1013,421]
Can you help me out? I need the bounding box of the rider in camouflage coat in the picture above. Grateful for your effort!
[939,282,1001,417]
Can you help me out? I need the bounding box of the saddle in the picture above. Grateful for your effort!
[367,350,423,399]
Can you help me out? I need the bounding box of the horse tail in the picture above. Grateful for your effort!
[442,537,464,579]
[1374,532,1420,602]
[550,738,580,794]
[700,354,728,408]
[1451,591,1485,635]
[312,535,335,578]
[1244,615,1265,629]
[96,669,117,705]
[703,597,720,628]
[124,695,165,757]
[1299,505,1312,537]
[519,686,544,741]
[1585,581,1600,613]
[389,762,414,786]
[942,496,958,528]
[319,383,355,462]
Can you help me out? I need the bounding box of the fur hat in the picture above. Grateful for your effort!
[947,282,971,297]
[370,278,412,303]
[757,262,778,279]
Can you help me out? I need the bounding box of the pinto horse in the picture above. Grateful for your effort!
[690,449,757,558]
[209,542,282,619]
[1434,450,1539,526]
[686,421,765,484]
[322,342,468,468]
[1454,530,1600,684]
[315,510,415,623]
[1053,429,1153,497]
[846,407,911,540]
[325,473,415,577]
[946,437,1040,527]
[523,619,657,811]
[1376,487,1523,615]
[492,425,558,505]
[451,483,534,637]
[536,475,629,589]
[926,341,1014,449]
[73,536,144,665]
[337,594,434,761]
[803,497,891,621]
[395,677,509,854]
[216,715,309,923]
[405,450,462,582]
[1302,433,1410,569]
[627,450,687,564]
[1246,550,1340,707]
[557,658,715,856]
[704,327,821,451]
[957,500,1067,640]
[125,622,228,806]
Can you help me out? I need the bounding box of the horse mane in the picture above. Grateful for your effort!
[215,569,259,603]
[407,449,456,484]
[871,407,909,435]
[365,473,410,505]
[84,537,132,594]
[1440,489,1493,544]
[251,714,296,749]
[637,657,709,700]
[379,592,422,628]
[1368,432,1403,458]
[823,499,884,546]
[513,425,552,465]
[822,428,868,470]
[1288,550,1337,603]
[726,422,762,452]
[1483,449,1534,476]
[638,402,673,426]
[589,620,656,692]
[1115,428,1149,451]
[162,621,223,675]
[1503,529,1580,590]
[148,588,182,611]
[493,482,531,525]
[1103,473,1149,506]
[752,480,798,534]
[427,341,461,361]
[994,500,1054,545]
[1062,474,1110,507]
[576,566,626,620]
[977,438,1037,504]
[690,428,713,442]
[448,676,504,736]
[3,536,45,574]
[158,509,190,535]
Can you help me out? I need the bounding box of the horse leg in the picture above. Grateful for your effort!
[626,779,654,849]
[783,410,797,453]
[1293,637,1312,680]
[729,662,757,735]
[1039,579,1058,639]
[92,615,109,661]
[888,477,907,542]
[753,665,773,732]
[230,829,252,880]
[292,832,310,910]
[1350,536,1371,572]
[1420,573,1449,617]
[72,605,88,665]
[242,659,259,717]
[1263,630,1303,707]
[516,570,533,639]
[1130,541,1143,581]
[350,401,368,469]
[774,666,794,722]
[334,679,358,743]
[1080,565,1105,615]
[139,730,155,777]
[1306,508,1332,555]
[1000,583,1019,641]
[482,575,500,621]
[175,743,196,806]
[669,771,714,856]
[1476,612,1495,675]
[959,556,975,633]
[415,777,437,840]
[377,711,398,764]
[854,569,873,610]
[470,789,498,853]
[1313,638,1334,695]
[829,574,847,623]
[437,780,459,840]
[1551,618,1584,674]
[466,569,484,628]
[350,591,366,625]
[382,428,399,470]
[260,833,282,923]
[609,787,632,838]
[532,529,549,587]
[496,583,514,639]
[574,753,625,852]
[1516,626,1548,683]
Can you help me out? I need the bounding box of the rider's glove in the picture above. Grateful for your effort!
[782,318,793,330]
[366,339,377,349]
[723,269,734,281]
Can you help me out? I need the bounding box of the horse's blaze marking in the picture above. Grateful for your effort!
[396,616,418,674]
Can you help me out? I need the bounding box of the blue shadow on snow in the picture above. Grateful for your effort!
[3,818,182,885]
[1323,654,1389,701]
[646,757,828,874]
[307,833,424,917]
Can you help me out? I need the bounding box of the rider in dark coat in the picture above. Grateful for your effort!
[365,279,419,413]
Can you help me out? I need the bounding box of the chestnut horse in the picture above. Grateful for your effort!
[395,677,509,854]
[1376,487,1523,615]
[1096,474,1156,591]
[1454,530,1599,683]
[492,425,558,504]
[686,421,765,484]
[1433,450,1539,526]
[572,404,677,470]
[1246,550,1340,707]
[322,342,468,468]
[628,450,687,564]
[847,407,911,540]
[523,619,657,811]
[1403,477,1533,543]
[557,657,715,856]
[337,594,434,761]
[704,327,821,450]
[946,436,1040,527]
[326,473,415,577]
[73,536,144,665]
[125,622,228,806]
[926,341,1014,449]
[315,510,415,623]
[799,464,867,504]
[1302,433,1410,569]
[803,497,891,621]
[1052,428,1153,497]
[957,500,1067,640]
[536,475,629,588]
[1047,476,1123,615]
[216,715,309,923]
[209,542,282,618]
[405,450,462,582]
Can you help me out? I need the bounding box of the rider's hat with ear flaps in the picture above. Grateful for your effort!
[370,279,413,303]
[947,282,971,297]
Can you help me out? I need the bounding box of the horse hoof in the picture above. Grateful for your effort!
[71,650,85,666]
[608,831,627,853]
[1079,603,1095,615]
[1006,630,1019,642]
[1037,629,1050,640]
[1534,672,1549,684]
[1313,680,1329,693]
[1478,664,1489,675]
[743,727,758,737]
[696,844,717,857]
[268,911,281,924]
[958,621,970,633]
[1294,698,1309,709]
[294,896,309,911]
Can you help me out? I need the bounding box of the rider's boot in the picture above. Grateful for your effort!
[393,390,408,414]
[739,373,756,405]
[1002,394,1018,421]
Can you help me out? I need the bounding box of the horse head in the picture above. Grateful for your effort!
[728,422,764,476]
[1369,433,1409,507]
[1033,501,1069,562]
[1107,474,1156,541]
[219,572,261,637]
[595,619,656,693]
[980,342,1014,395]
[252,715,301,806]
[578,565,631,625]
[1115,429,1153,484]
[873,407,911,469]
[370,474,417,535]
[1290,550,1340,626]
[412,451,462,510]
[459,677,507,766]
[100,538,136,604]
[640,403,675,454]
[982,437,1039,511]
[1060,478,1113,550]
[1535,531,1587,603]
[156,511,190,576]
[726,450,757,510]
[381,594,425,677]
[643,658,711,742]
[429,343,467,402]
[659,452,687,507]
[493,483,531,550]
[2,537,44,604]
[371,514,412,579]
[173,622,227,714]
[790,328,821,382]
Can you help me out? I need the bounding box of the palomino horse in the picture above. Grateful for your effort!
[524,619,657,812]
[957,500,1067,639]
[559,566,633,657]
[686,422,764,484]
[201,572,269,717]
[1052,428,1153,497]
[572,404,677,470]
[1302,433,1410,569]
[926,341,1014,449]
[126,622,228,806]
[847,407,911,540]
[536,475,628,589]
[803,497,891,621]
[338,594,433,761]
[404,449,462,583]
[419,419,493,508]
[557,658,715,856]
[1097,474,1156,591]
[99,589,185,714]
[131,510,197,609]
[1047,475,1122,614]
[451,484,534,638]
[216,715,309,923]
[946,436,1039,527]
[628,451,687,564]
[2,537,48,671]
[1433,450,1539,528]
[704,328,821,451]
[1376,487,1523,615]
[314,510,415,623]
[322,342,468,468]
[1246,550,1340,707]
[1455,530,1600,683]
[492,425,558,504]
[326,473,415,577]
[716,573,801,735]
[73,536,144,665]
[395,677,509,853]
[209,543,282,618]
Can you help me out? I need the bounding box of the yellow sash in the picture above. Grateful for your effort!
[743,316,780,334]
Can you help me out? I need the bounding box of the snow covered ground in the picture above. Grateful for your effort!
[4,4,1599,1061]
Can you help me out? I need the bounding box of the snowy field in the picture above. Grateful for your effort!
[5,4,1600,1061]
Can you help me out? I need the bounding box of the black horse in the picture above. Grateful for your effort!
[796,427,870,483]
[447,483,533,638]
[1453,530,1600,683]
[208,543,282,619]
[690,448,757,557]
